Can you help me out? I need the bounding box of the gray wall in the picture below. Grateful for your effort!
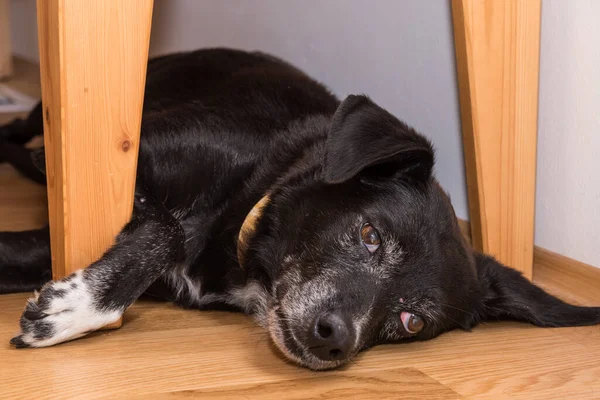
[9,0,600,267]
[149,0,469,219]
[536,0,600,267]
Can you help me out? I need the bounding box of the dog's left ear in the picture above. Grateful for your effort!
[323,95,434,184]
[474,252,600,327]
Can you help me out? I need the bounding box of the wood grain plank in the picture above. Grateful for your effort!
[36,1,153,285]
[0,164,48,231]
[2,291,598,399]
[452,0,542,279]
[0,0,12,79]
[145,368,462,400]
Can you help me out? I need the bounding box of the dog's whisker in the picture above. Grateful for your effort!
[437,302,477,317]
[184,234,200,244]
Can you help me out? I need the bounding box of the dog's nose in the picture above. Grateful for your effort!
[306,312,355,361]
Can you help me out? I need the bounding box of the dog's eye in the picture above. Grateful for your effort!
[401,311,425,334]
[360,223,381,253]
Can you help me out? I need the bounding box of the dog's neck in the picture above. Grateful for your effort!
[237,195,270,268]
[234,115,330,271]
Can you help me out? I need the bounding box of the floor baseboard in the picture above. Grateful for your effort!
[457,219,600,303]
[533,246,600,303]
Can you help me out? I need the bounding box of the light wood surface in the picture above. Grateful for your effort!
[0,260,598,399]
[36,0,153,286]
[125,367,462,400]
[2,59,600,400]
[452,0,542,279]
[0,0,13,79]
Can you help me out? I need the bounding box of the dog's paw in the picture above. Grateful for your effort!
[10,271,122,348]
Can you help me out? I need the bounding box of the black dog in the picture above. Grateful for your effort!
[1,48,598,370]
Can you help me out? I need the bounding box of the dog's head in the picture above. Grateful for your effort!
[244,95,600,370]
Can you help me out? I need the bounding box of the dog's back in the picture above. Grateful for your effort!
[139,48,339,199]
[132,49,343,301]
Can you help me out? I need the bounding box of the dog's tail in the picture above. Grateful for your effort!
[0,101,46,184]
[0,101,44,144]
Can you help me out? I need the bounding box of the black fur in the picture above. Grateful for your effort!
[0,227,51,293]
[1,48,598,369]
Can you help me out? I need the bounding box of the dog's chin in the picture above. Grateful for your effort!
[266,308,349,371]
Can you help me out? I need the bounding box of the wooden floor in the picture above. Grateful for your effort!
[1,60,599,400]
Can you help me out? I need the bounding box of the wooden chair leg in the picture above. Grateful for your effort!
[36,0,154,327]
[451,0,542,279]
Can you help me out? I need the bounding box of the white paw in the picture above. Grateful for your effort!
[10,271,122,348]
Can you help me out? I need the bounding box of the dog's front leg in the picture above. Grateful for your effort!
[10,194,185,348]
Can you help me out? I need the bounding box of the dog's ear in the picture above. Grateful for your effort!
[323,95,434,184]
[474,253,600,327]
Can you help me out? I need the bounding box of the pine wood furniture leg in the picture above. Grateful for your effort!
[36,0,154,327]
[0,0,13,79]
[452,0,541,279]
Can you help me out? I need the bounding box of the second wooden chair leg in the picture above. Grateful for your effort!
[451,0,542,279]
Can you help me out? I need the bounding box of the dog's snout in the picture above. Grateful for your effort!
[306,312,355,361]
